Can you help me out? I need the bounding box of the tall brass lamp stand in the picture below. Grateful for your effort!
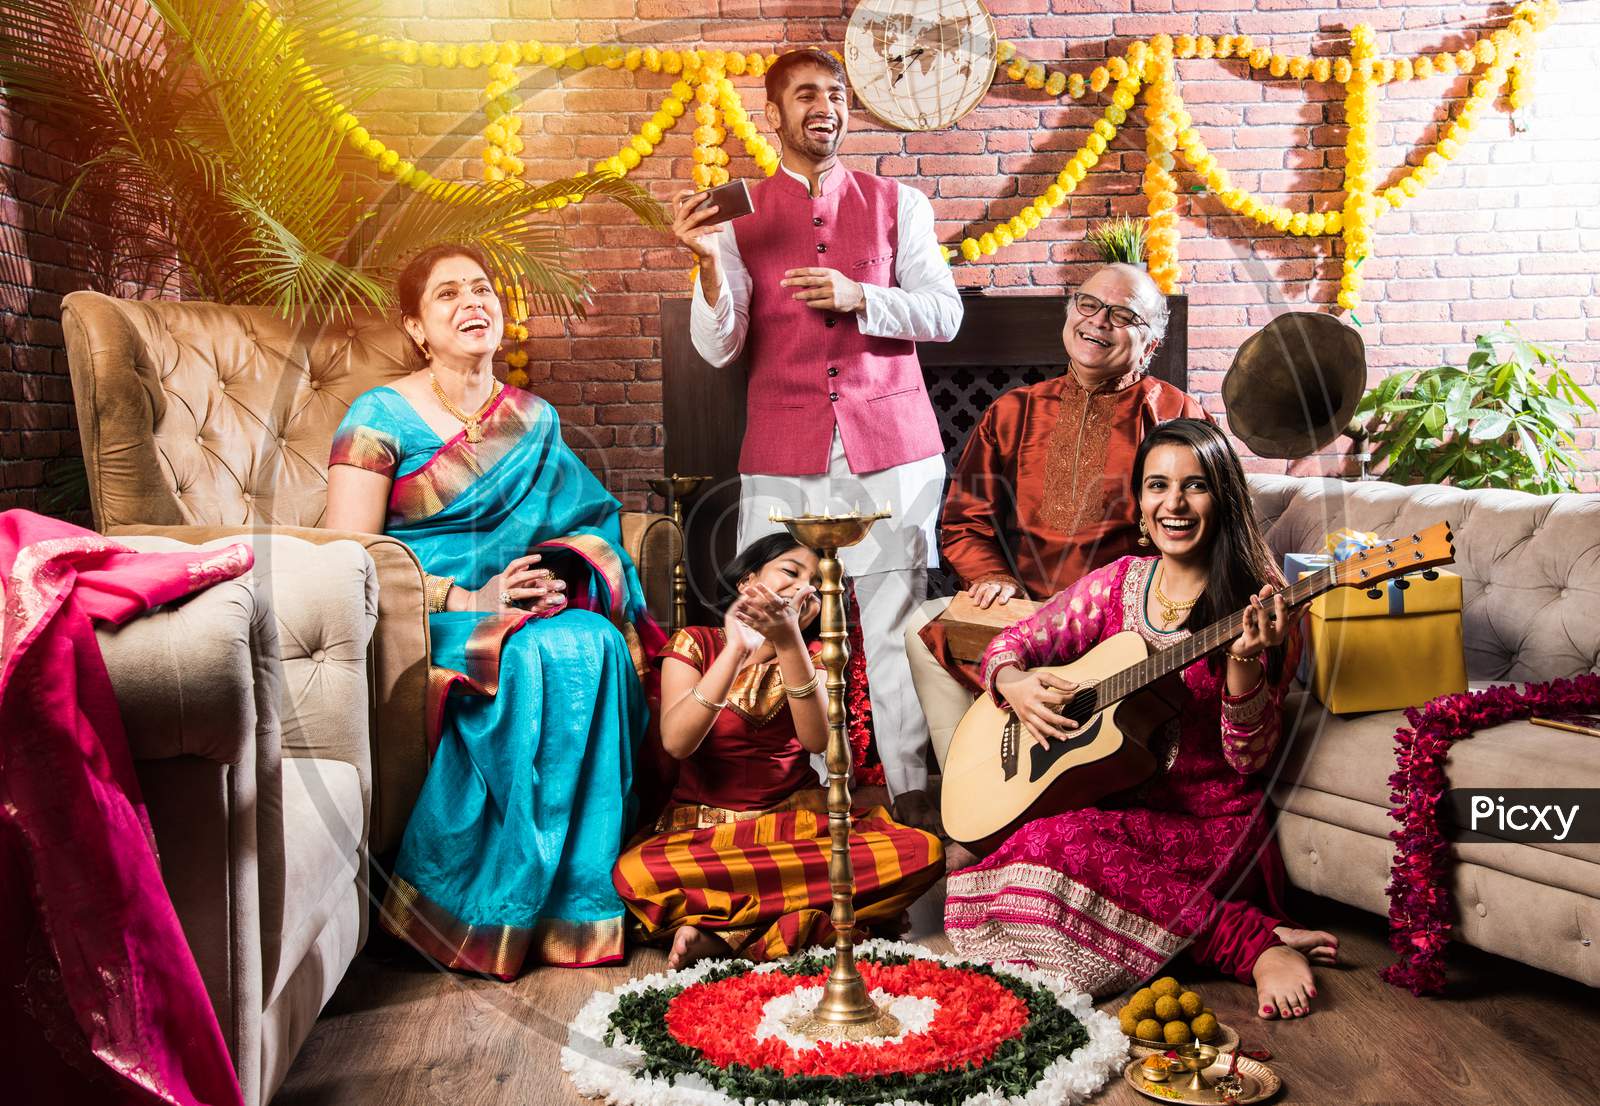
[646,473,709,632]
[770,509,900,1042]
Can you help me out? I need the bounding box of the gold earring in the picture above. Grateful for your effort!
[1137,518,1151,547]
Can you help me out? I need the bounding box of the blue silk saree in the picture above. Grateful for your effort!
[330,384,664,977]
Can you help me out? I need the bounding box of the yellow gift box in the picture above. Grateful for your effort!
[1292,565,1467,715]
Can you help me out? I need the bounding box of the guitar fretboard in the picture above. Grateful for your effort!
[1091,566,1338,710]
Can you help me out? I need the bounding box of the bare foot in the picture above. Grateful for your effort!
[1252,944,1316,1019]
[1273,925,1339,966]
[892,789,942,835]
[665,925,727,971]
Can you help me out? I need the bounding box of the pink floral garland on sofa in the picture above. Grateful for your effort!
[1383,673,1600,995]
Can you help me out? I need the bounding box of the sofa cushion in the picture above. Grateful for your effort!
[269,757,363,1010]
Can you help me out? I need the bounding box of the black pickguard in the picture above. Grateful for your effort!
[1026,711,1104,782]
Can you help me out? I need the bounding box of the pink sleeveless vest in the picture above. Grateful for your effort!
[735,167,944,476]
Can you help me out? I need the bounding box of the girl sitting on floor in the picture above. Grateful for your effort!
[613,533,944,969]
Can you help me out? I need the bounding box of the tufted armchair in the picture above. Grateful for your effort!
[1248,474,1600,985]
[62,290,682,852]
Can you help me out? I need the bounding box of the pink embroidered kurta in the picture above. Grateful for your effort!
[945,555,1298,996]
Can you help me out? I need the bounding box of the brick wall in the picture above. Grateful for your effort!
[4,1,1597,514]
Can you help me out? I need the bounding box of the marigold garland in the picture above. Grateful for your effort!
[288,1,1558,322]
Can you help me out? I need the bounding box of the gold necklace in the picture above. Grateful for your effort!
[1153,563,1202,626]
[429,371,500,444]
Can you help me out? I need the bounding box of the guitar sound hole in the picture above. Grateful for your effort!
[1067,688,1097,726]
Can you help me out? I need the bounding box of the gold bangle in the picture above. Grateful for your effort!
[1226,648,1264,665]
[689,685,727,712]
[783,673,820,698]
[425,573,455,613]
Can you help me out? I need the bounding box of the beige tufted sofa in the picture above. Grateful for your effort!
[97,533,376,1106]
[1249,474,1600,986]
[62,290,682,853]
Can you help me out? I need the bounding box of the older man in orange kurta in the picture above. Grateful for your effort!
[907,264,1209,768]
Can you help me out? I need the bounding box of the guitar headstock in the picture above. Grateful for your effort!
[1331,521,1456,589]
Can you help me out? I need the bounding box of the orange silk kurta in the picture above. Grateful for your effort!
[924,369,1207,690]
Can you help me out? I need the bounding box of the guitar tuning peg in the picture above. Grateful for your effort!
[1422,569,1439,581]
[1393,578,1410,590]
[1365,588,1383,600]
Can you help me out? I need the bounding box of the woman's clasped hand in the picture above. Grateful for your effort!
[463,553,566,614]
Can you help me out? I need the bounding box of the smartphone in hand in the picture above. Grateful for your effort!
[685,179,753,226]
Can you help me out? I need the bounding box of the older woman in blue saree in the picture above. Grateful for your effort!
[325,244,663,978]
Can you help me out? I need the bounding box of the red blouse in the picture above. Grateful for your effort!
[658,626,824,812]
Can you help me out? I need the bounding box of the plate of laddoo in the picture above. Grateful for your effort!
[1116,975,1241,1056]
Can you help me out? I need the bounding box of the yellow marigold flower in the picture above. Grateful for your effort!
[1068,73,1086,97]
[628,135,651,156]
[747,52,766,76]
[1080,148,1100,169]
[641,46,660,71]
[1021,206,1042,229]
[1045,71,1067,96]
[1090,66,1110,92]
[995,225,1014,247]
[695,103,717,125]
[398,41,419,65]
[1107,57,1128,81]
[505,368,530,388]
[1174,35,1196,58]
[1024,64,1045,90]
[1086,133,1107,155]
[1476,40,1497,64]
[1044,184,1068,206]
[484,123,507,146]
[1094,118,1116,140]
[1324,210,1342,234]
[1289,56,1310,79]
[483,165,506,182]
[1413,55,1434,80]
[959,237,981,262]
[997,40,1017,63]
[1376,58,1395,83]
[1008,215,1028,238]
[1249,48,1270,69]
[1269,54,1289,78]
[1106,104,1128,126]
[1337,289,1358,310]
[663,50,682,74]
[1312,57,1332,83]
[619,146,642,170]
[1395,57,1414,82]
[1198,37,1217,60]
[979,232,998,255]
[348,125,371,147]
[621,47,640,71]
[1006,59,1027,81]
[540,44,564,67]
[462,44,483,69]
[1306,212,1326,236]
[691,163,712,188]
[1031,198,1053,220]
[671,80,693,101]
[663,97,685,118]
[1126,40,1148,66]
[710,166,729,186]
[1289,212,1308,235]
[488,61,514,82]
[640,122,664,145]
[440,45,460,68]
[417,42,439,66]
[681,50,701,73]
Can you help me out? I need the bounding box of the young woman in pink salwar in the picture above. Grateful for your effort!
[944,419,1338,1020]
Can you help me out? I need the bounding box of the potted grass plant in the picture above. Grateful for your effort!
[1085,215,1147,265]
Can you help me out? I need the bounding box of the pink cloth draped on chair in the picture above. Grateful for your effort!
[0,510,249,1106]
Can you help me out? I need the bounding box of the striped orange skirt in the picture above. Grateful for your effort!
[612,790,944,961]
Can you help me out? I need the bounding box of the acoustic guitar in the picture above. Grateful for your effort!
[940,522,1457,848]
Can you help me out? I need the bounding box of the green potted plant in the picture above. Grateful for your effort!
[1085,215,1147,265]
[1352,325,1595,494]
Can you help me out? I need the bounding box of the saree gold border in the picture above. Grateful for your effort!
[389,389,543,526]
[381,875,623,977]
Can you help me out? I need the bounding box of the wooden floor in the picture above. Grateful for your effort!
[277,886,1597,1106]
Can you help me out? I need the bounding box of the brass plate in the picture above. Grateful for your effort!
[1122,1055,1280,1104]
[1128,1020,1240,1057]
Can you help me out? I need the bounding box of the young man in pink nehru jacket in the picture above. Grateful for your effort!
[672,47,963,831]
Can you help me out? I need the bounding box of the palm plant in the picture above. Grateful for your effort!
[0,0,663,319]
